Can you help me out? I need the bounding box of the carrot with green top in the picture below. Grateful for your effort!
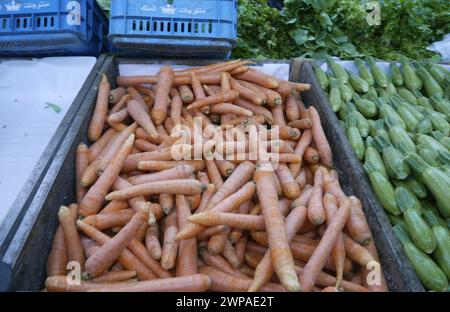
[88,74,110,141]
[300,199,351,292]
[79,134,135,216]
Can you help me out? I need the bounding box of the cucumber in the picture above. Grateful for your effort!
[400,56,423,92]
[353,93,377,118]
[366,86,378,98]
[405,153,450,217]
[364,162,400,215]
[422,201,449,229]
[327,56,349,83]
[368,119,390,143]
[389,215,405,227]
[402,205,436,254]
[365,137,388,178]
[339,80,353,102]
[418,146,440,167]
[395,185,423,214]
[424,210,450,279]
[328,78,342,112]
[413,90,434,110]
[417,67,444,98]
[385,83,398,96]
[416,134,450,160]
[367,57,388,88]
[390,63,404,86]
[403,176,428,199]
[354,58,375,86]
[348,70,369,93]
[388,126,417,154]
[427,110,450,135]
[355,111,369,138]
[376,98,406,130]
[403,102,425,122]
[425,63,447,86]
[415,118,433,134]
[398,87,419,105]
[314,64,329,90]
[389,97,419,132]
[346,113,365,160]
[374,136,410,180]
[430,96,450,117]
[394,225,448,292]
[431,131,450,152]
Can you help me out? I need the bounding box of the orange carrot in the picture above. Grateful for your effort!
[323,193,346,288]
[186,194,201,211]
[158,193,174,215]
[58,206,84,270]
[199,248,248,279]
[76,143,89,203]
[222,239,241,269]
[176,195,198,276]
[88,74,110,141]
[145,223,162,260]
[77,221,156,280]
[248,205,307,291]
[233,69,279,89]
[161,212,179,270]
[196,171,210,185]
[79,134,134,216]
[126,100,158,139]
[308,107,332,167]
[286,95,300,121]
[88,128,116,163]
[187,90,239,111]
[235,235,248,265]
[189,212,265,231]
[83,209,135,230]
[106,179,204,201]
[207,229,229,255]
[251,83,282,107]
[93,274,211,292]
[110,94,130,116]
[199,266,285,292]
[84,212,146,277]
[295,167,307,189]
[128,165,194,185]
[99,200,128,215]
[304,147,320,164]
[47,227,67,277]
[122,148,176,173]
[245,251,264,269]
[342,234,375,267]
[215,159,235,177]
[175,60,242,76]
[109,87,126,104]
[127,87,147,109]
[289,130,312,177]
[228,201,251,243]
[272,104,286,127]
[210,103,253,117]
[112,176,152,218]
[108,108,129,124]
[136,160,205,173]
[287,118,313,130]
[228,78,263,106]
[178,85,194,103]
[198,225,229,240]
[254,165,300,292]
[275,163,300,199]
[300,199,351,292]
[90,270,136,283]
[234,98,274,124]
[151,66,174,125]
[307,169,326,225]
[347,196,372,246]
[134,139,157,153]
[205,160,224,189]
[117,72,221,87]
[45,276,139,292]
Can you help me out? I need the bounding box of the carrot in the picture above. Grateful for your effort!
[209,103,253,117]
[178,85,194,104]
[126,87,147,109]
[135,127,163,145]
[156,193,173,215]
[187,90,239,111]
[189,212,264,231]
[254,165,300,292]
[245,251,264,269]
[222,239,241,269]
[47,226,68,277]
[145,223,162,260]
[236,80,268,105]
[227,78,262,106]
[79,134,134,216]
[295,167,307,189]
[289,130,312,178]
[271,105,286,128]
[99,200,128,215]
[304,147,320,165]
[135,222,148,242]
[90,271,137,284]
[93,274,211,292]
[134,139,157,153]
[196,171,210,185]
[239,265,255,278]
[307,169,326,225]
[308,107,332,167]
[186,194,201,212]
[126,100,158,139]
[286,95,300,121]
[235,98,274,124]
[58,206,84,270]
[200,248,248,279]
[83,209,135,230]
[45,276,138,292]
[228,201,251,243]
[346,196,372,246]
[214,159,235,178]
[161,212,179,270]
[235,235,247,265]
[250,206,309,292]
[174,60,240,77]
[300,199,351,292]
[275,163,300,199]
[323,193,346,288]
[195,184,216,214]
[84,212,146,277]
[108,87,126,104]
[88,128,116,163]
[136,160,205,173]
[199,266,285,292]
[198,225,229,240]
[170,96,183,127]
[127,237,172,278]
[287,118,313,130]
[117,72,220,87]
[122,148,175,173]
[233,69,279,89]
[342,234,375,267]
[151,65,174,125]
[128,165,194,185]
[207,229,229,255]
[88,74,110,141]
[251,84,282,107]
[205,161,256,211]
[176,195,198,276]
[75,143,89,203]
[112,176,152,218]
[77,220,156,280]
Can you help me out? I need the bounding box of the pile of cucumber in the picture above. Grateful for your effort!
[315,56,450,291]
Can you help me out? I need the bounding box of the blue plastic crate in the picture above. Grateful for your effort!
[108,0,237,59]
[0,0,110,56]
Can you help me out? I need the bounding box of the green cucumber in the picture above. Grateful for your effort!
[328,78,342,112]
[430,96,450,117]
[400,56,423,92]
[413,90,434,110]
[374,135,410,180]
[402,205,436,254]
[327,56,348,83]
[390,63,404,86]
[346,113,365,160]
[355,58,375,86]
[416,118,433,134]
[365,137,388,178]
[353,93,377,118]
[398,87,419,105]
[424,210,450,279]
[417,67,444,98]
[395,186,423,214]
[348,70,369,93]
[367,57,388,88]
[314,64,329,90]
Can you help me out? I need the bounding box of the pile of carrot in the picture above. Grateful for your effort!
[44,60,388,292]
